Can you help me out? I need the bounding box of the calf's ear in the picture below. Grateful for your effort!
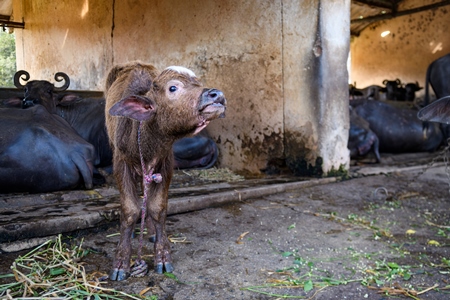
[109,95,157,121]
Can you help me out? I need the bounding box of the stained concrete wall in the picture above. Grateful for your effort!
[350,0,450,94]
[12,0,350,176]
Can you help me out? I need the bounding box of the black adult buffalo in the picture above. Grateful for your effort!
[422,53,450,138]
[424,53,450,106]
[382,79,402,100]
[0,105,94,193]
[404,82,422,101]
[14,70,70,113]
[351,99,443,153]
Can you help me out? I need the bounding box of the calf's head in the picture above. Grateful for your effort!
[109,66,226,138]
[14,70,70,114]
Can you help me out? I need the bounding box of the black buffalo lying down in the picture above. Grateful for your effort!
[12,70,113,171]
[0,105,94,193]
[349,99,444,161]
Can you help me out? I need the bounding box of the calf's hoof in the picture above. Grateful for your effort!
[149,235,156,243]
[155,262,174,274]
[109,268,129,281]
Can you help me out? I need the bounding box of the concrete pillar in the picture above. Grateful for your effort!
[283,0,350,176]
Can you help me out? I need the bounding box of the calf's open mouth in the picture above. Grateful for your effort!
[199,98,226,118]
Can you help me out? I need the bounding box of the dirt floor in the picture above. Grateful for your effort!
[1,153,450,299]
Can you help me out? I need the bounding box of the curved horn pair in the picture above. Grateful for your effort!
[13,70,70,91]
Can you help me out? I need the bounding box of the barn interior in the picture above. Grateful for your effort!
[1,1,450,298]
[350,0,450,90]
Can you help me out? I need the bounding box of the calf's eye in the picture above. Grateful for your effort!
[169,86,177,92]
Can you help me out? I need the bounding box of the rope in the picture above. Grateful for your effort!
[137,121,162,260]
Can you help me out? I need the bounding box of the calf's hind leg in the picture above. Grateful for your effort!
[147,182,174,274]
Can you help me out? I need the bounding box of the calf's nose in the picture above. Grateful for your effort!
[203,88,225,105]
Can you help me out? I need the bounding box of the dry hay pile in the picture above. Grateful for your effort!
[0,235,150,299]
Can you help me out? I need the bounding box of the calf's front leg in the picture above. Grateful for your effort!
[109,162,140,281]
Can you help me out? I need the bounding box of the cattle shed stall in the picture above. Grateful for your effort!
[5,0,351,177]
[350,0,450,94]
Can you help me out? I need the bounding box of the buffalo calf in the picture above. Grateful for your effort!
[105,62,226,280]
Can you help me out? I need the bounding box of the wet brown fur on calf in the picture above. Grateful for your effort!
[104,61,226,280]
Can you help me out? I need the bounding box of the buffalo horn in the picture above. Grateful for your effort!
[53,72,70,91]
[13,70,30,89]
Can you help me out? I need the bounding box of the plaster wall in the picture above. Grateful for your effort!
[350,0,450,94]
[12,0,350,175]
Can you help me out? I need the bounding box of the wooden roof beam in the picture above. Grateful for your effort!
[0,14,24,29]
[353,0,398,10]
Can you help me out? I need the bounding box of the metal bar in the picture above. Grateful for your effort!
[0,20,25,29]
